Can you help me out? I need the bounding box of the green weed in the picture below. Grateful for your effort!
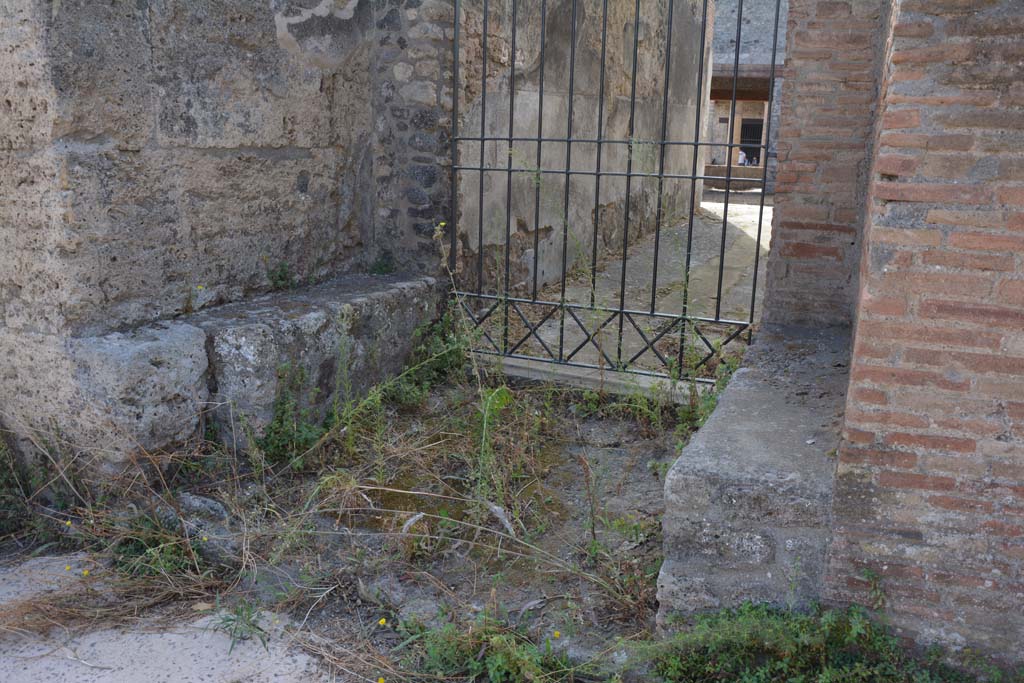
[583,536,661,622]
[112,514,201,578]
[0,435,95,545]
[676,353,740,444]
[383,307,470,410]
[210,597,269,653]
[573,387,673,437]
[257,363,325,470]
[601,513,655,545]
[266,261,296,291]
[471,385,514,504]
[0,438,29,538]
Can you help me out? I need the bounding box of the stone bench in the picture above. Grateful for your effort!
[0,274,443,471]
[657,325,850,626]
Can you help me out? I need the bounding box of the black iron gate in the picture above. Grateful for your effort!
[448,0,783,383]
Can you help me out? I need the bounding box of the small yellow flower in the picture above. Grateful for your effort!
[196,285,205,291]
[553,630,561,639]
[64,565,71,571]
[378,617,387,627]
[378,678,385,683]
[65,520,72,527]
[201,536,209,542]
[82,569,90,577]
[438,221,447,227]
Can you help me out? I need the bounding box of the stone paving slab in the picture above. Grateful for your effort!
[0,554,334,683]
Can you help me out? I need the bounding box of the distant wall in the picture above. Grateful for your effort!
[706,99,768,166]
[452,0,710,294]
[713,0,788,67]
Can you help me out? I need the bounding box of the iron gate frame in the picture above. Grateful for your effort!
[448,0,783,383]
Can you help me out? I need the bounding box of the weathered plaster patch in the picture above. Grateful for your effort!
[274,0,367,69]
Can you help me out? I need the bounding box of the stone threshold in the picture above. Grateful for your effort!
[479,354,711,403]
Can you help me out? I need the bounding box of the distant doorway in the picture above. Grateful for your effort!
[740,118,765,166]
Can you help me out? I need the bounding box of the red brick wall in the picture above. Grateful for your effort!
[829,0,1024,661]
[763,0,891,326]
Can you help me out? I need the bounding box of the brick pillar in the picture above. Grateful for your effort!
[829,0,1024,662]
[763,0,891,327]
[763,76,783,194]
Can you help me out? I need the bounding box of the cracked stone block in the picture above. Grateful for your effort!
[656,569,721,614]
[193,274,444,449]
[0,322,208,471]
[67,322,210,454]
[695,527,776,568]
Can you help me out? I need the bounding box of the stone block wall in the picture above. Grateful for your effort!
[2,2,366,336]
[1,1,450,336]
[829,0,1024,661]
[0,1,450,466]
[762,0,890,327]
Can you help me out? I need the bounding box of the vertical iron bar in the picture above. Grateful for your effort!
[748,0,783,329]
[714,0,745,321]
[449,0,461,276]
[476,0,489,294]
[615,0,643,366]
[502,0,518,353]
[530,0,548,301]
[556,0,579,362]
[677,0,709,372]
[589,0,610,309]
[649,0,676,314]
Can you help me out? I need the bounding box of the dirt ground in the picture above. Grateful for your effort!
[0,374,689,682]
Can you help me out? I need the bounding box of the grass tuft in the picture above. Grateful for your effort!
[210,597,269,653]
[650,602,1019,683]
[404,617,577,682]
